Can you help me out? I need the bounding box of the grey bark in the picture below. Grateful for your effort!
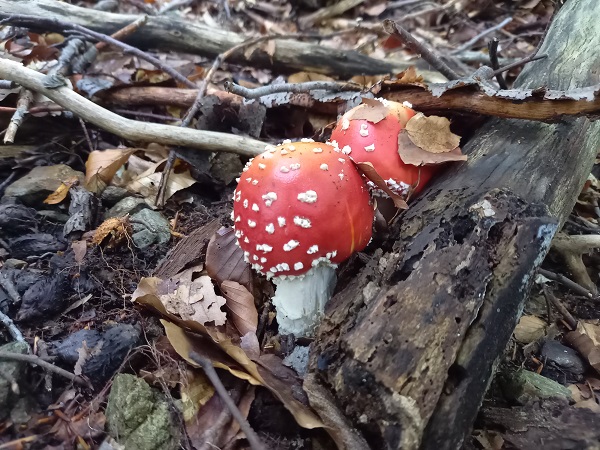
[0,0,410,78]
[309,1,600,449]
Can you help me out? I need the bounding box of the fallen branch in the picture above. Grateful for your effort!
[224,80,362,99]
[538,268,596,299]
[0,59,265,156]
[4,88,33,143]
[0,310,24,342]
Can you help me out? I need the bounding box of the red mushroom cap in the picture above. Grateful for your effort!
[330,99,436,196]
[232,140,374,278]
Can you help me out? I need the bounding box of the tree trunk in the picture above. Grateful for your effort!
[0,0,414,78]
[309,1,600,449]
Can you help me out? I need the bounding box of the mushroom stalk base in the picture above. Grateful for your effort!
[272,265,337,337]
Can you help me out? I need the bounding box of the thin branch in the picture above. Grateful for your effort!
[225,80,361,99]
[0,58,265,156]
[299,0,366,28]
[488,38,508,89]
[0,13,196,89]
[492,53,547,77]
[4,87,33,143]
[95,15,148,51]
[538,268,595,299]
[450,18,512,55]
[383,19,461,80]
[0,310,24,342]
[188,352,267,450]
[542,286,577,330]
[0,350,92,388]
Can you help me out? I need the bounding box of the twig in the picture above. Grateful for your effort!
[0,310,24,342]
[158,0,193,14]
[4,88,34,143]
[383,19,461,80]
[0,58,265,156]
[225,80,361,99]
[551,233,600,294]
[538,268,595,299]
[542,286,577,330]
[0,350,92,388]
[450,18,512,55]
[387,0,424,9]
[188,352,267,450]
[488,38,508,89]
[0,13,196,89]
[492,53,547,77]
[299,0,366,28]
[95,15,148,51]
[0,80,14,89]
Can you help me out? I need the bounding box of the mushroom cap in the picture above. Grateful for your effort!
[330,99,436,196]
[232,141,374,278]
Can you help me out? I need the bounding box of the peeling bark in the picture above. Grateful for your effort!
[309,0,600,448]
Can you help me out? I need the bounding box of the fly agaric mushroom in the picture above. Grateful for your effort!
[232,140,374,336]
[330,98,436,198]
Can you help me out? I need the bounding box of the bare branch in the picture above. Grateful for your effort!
[0,310,24,342]
[225,80,361,99]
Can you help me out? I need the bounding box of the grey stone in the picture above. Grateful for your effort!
[106,374,179,450]
[130,209,171,249]
[101,186,129,206]
[500,368,574,405]
[210,152,243,185]
[283,345,310,376]
[3,165,84,206]
[3,259,27,269]
[0,341,29,421]
[104,197,148,219]
[37,210,70,223]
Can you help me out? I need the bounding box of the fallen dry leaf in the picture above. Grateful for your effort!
[398,131,467,166]
[44,176,80,204]
[355,161,409,209]
[85,148,137,193]
[514,315,547,344]
[181,369,215,422]
[126,159,196,206]
[158,267,227,327]
[71,240,88,264]
[92,216,131,248]
[405,113,461,153]
[288,72,335,83]
[206,228,253,293]
[395,66,424,84]
[565,321,600,376]
[346,98,390,123]
[220,281,257,337]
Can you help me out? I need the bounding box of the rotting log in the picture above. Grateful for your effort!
[309,1,600,449]
[0,0,414,78]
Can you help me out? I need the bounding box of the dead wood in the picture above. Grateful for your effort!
[0,0,410,78]
[309,0,600,449]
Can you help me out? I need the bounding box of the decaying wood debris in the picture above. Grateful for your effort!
[310,0,600,448]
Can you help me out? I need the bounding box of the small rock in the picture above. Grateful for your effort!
[101,186,129,206]
[36,210,70,223]
[104,197,149,219]
[3,259,27,269]
[499,368,574,405]
[541,341,586,374]
[130,209,171,249]
[51,324,140,384]
[3,164,84,206]
[0,204,37,235]
[106,374,179,450]
[0,341,29,421]
[283,345,310,376]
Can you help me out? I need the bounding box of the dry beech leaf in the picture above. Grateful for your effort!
[126,159,196,206]
[346,98,390,123]
[162,320,324,429]
[288,72,335,83]
[206,228,253,293]
[355,162,408,209]
[398,131,467,166]
[349,74,387,88]
[514,315,547,344]
[405,113,461,153]
[221,281,258,337]
[157,266,227,327]
[44,176,79,204]
[565,321,600,376]
[85,148,137,193]
[71,239,88,265]
[244,40,276,60]
[395,66,424,84]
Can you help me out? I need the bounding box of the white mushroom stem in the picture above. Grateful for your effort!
[271,265,337,337]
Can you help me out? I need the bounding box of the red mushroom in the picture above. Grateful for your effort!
[232,139,374,336]
[330,98,436,198]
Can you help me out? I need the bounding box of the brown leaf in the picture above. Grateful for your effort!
[92,216,131,248]
[355,162,408,209]
[514,315,547,344]
[44,176,79,204]
[398,131,467,166]
[206,228,253,293]
[288,72,335,83]
[181,369,215,422]
[566,321,600,376]
[85,148,137,193]
[71,240,88,265]
[405,113,461,153]
[346,98,390,124]
[221,281,257,337]
[126,161,196,206]
[395,66,424,84]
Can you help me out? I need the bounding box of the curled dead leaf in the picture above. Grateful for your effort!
[355,161,408,209]
[565,321,600,376]
[44,176,80,204]
[405,113,461,153]
[514,315,547,344]
[206,228,253,293]
[398,131,467,166]
[85,148,137,194]
[221,281,257,337]
[92,216,131,248]
[346,98,390,123]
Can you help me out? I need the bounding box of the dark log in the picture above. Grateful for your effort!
[310,1,600,449]
[0,0,411,78]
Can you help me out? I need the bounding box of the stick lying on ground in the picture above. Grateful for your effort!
[0,59,265,156]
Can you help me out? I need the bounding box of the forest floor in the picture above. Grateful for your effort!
[1,0,600,449]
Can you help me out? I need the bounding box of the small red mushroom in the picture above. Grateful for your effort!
[232,139,374,335]
[330,98,436,197]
